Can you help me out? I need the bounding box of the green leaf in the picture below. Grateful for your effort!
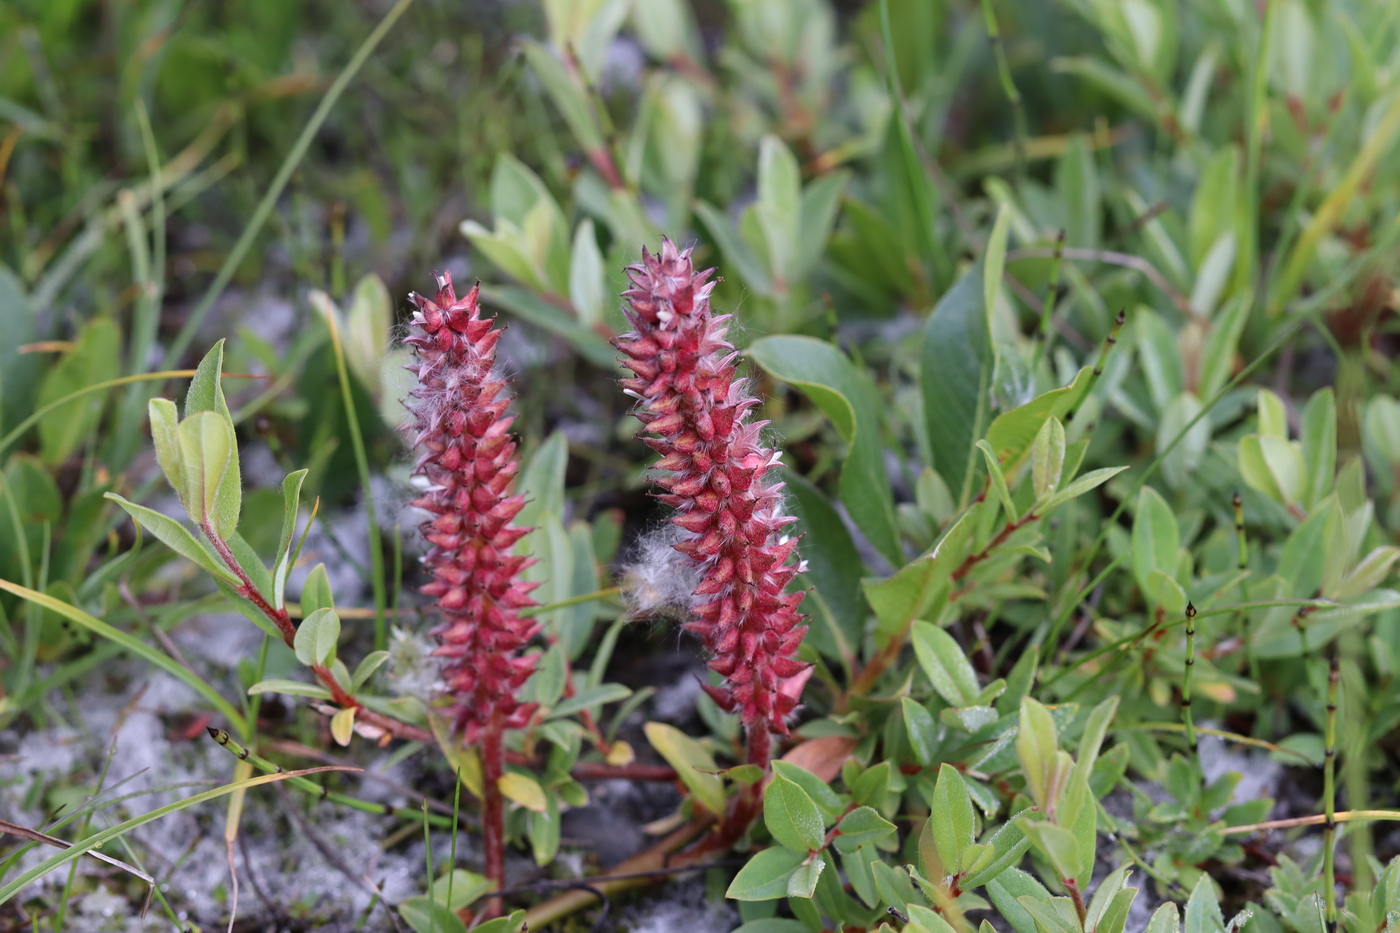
[756,135,801,284]
[498,772,547,813]
[1021,822,1081,885]
[245,675,331,697]
[851,761,891,808]
[528,793,561,866]
[748,336,902,566]
[984,204,1011,316]
[36,318,122,466]
[787,854,825,899]
[343,275,392,392]
[1301,387,1337,508]
[770,761,846,820]
[0,268,39,439]
[103,494,239,585]
[1132,486,1180,598]
[1057,134,1101,249]
[726,847,806,901]
[272,470,308,609]
[1259,435,1306,504]
[1035,466,1127,513]
[644,722,726,816]
[301,564,335,616]
[544,683,632,719]
[797,171,850,278]
[930,763,976,874]
[984,370,1093,483]
[1199,295,1249,400]
[478,286,615,368]
[977,440,1018,523]
[874,862,923,918]
[470,911,527,933]
[294,608,341,667]
[148,397,184,502]
[1017,892,1084,933]
[902,697,939,767]
[1146,903,1181,933]
[865,504,979,638]
[1183,873,1225,933]
[568,219,606,327]
[694,201,774,294]
[765,773,826,853]
[962,812,1035,889]
[987,868,1056,933]
[399,896,468,933]
[923,261,996,505]
[908,906,961,933]
[1147,571,1188,616]
[911,621,980,707]
[1084,867,1133,933]
[185,340,232,419]
[176,411,235,533]
[1032,418,1066,501]
[1016,697,1059,808]
[516,430,569,531]
[1334,547,1400,601]
[780,468,865,660]
[1190,147,1239,266]
[520,39,605,152]
[832,806,896,853]
[733,922,811,933]
[1158,392,1209,491]
[350,651,391,692]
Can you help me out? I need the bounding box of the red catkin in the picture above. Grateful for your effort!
[403,272,539,743]
[617,239,809,740]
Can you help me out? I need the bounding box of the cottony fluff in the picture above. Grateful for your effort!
[403,272,539,742]
[617,239,809,734]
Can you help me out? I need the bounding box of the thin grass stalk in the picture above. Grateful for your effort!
[1036,229,1066,359]
[422,799,436,933]
[1324,651,1340,925]
[1056,313,1312,643]
[446,770,461,927]
[205,729,459,830]
[1090,308,1126,382]
[1235,0,1274,298]
[1046,597,1335,693]
[0,768,355,905]
[1233,492,1259,682]
[1182,601,1198,758]
[980,0,1028,178]
[161,0,418,368]
[112,101,168,469]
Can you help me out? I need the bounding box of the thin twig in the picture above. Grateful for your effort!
[1223,810,1400,836]
[1007,246,1202,321]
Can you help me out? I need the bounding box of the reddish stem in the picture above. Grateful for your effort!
[204,524,296,645]
[206,522,434,745]
[746,723,772,772]
[481,719,506,918]
[846,513,1037,699]
[569,762,678,782]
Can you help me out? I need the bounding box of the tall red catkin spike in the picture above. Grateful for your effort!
[403,271,539,906]
[617,239,809,770]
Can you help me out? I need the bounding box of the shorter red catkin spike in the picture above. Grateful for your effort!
[403,271,539,743]
[617,239,810,738]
